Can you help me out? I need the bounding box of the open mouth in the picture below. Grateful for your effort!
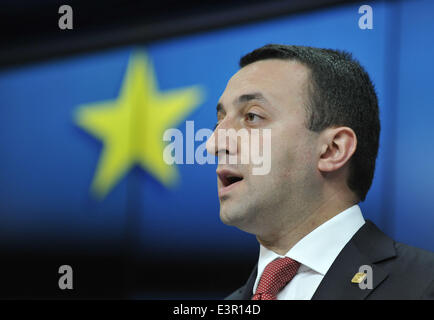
[217,169,244,195]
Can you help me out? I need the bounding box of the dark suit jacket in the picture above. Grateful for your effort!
[225,220,434,300]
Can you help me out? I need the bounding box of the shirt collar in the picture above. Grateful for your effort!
[254,204,365,293]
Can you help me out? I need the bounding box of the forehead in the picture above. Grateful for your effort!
[221,59,310,110]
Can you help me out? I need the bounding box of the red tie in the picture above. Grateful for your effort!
[252,257,300,300]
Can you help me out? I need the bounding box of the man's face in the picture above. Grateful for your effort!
[206,59,321,238]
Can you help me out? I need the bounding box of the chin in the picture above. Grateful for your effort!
[219,209,235,226]
[219,206,243,227]
[219,207,257,234]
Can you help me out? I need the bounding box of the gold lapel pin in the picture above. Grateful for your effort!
[351,272,367,284]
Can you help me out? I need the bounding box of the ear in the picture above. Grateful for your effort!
[317,127,357,173]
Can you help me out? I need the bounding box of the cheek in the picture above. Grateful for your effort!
[268,140,293,179]
[248,129,269,165]
[272,135,316,179]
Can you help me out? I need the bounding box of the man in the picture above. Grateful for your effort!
[206,44,434,300]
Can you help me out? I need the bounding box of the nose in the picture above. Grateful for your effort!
[206,121,238,159]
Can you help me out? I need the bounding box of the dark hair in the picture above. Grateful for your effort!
[240,44,380,201]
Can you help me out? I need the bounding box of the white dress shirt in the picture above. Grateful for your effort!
[253,204,365,300]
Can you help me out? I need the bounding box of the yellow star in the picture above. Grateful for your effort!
[74,52,204,199]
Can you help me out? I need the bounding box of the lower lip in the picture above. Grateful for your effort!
[218,180,243,197]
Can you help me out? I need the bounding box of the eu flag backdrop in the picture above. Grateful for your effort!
[0,0,433,278]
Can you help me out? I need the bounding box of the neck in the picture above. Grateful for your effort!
[256,192,358,256]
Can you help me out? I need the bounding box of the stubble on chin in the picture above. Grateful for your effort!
[219,202,263,236]
[219,200,238,226]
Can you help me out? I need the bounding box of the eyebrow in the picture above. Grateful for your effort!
[216,92,269,114]
[236,92,268,105]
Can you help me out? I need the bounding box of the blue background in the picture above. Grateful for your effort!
[0,0,433,291]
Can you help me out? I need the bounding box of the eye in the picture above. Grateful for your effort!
[245,112,263,123]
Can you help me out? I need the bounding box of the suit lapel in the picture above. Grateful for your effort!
[311,241,389,299]
[239,264,257,300]
[312,220,396,300]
